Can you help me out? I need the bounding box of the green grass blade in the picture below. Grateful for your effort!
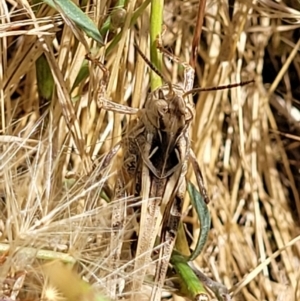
[188,182,211,261]
[43,0,104,44]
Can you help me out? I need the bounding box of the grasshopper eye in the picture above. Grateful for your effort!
[156,99,169,115]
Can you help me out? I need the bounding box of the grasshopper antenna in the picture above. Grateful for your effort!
[183,79,254,97]
[134,43,173,91]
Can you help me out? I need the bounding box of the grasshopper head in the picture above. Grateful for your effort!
[145,84,195,135]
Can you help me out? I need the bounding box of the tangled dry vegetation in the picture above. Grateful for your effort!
[0,0,300,300]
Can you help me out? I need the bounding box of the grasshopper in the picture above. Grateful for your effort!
[96,44,203,300]
[90,44,252,301]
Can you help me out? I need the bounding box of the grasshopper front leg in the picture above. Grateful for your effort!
[98,97,139,115]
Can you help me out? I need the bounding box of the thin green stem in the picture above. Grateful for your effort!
[171,251,209,300]
[150,0,163,90]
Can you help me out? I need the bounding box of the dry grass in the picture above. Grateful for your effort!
[0,0,300,300]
